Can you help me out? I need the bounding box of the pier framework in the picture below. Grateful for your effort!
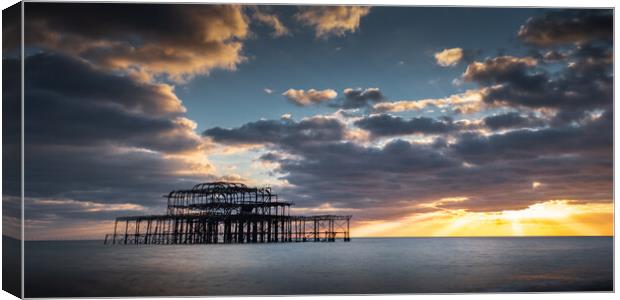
[105,182,351,244]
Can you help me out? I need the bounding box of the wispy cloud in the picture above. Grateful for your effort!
[252,8,290,37]
[296,6,371,38]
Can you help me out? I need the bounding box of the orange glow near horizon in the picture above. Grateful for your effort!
[352,200,613,237]
[24,200,613,240]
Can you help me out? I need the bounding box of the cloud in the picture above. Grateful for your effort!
[434,48,464,67]
[252,8,290,37]
[203,106,609,216]
[296,6,371,38]
[463,56,539,85]
[25,53,204,154]
[203,116,347,146]
[335,87,386,109]
[542,50,568,61]
[203,9,610,225]
[373,89,487,114]
[28,54,186,116]
[33,198,145,214]
[518,10,613,46]
[289,87,388,110]
[452,110,612,164]
[23,52,215,171]
[281,113,292,120]
[16,53,233,239]
[271,139,460,208]
[463,49,611,118]
[462,11,611,125]
[282,88,338,106]
[17,7,613,238]
[25,3,250,82]
[355,114,458,138]
[201,107,611,222]
[266,131,609,216]
[483,112,545,130]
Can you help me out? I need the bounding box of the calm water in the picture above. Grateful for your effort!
[24,237,613,297]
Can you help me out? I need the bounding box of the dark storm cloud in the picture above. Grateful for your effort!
[203,117,346,146]
[25,3,249,81]
[354,114,457,137]
[482,112,544,130]
[518,10,613,46]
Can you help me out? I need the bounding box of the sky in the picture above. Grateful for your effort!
[2,4,613,239]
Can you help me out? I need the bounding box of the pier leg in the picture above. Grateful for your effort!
[112,220,118,245]
[123,220,129,244]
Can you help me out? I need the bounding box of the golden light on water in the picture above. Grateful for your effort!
[353,200,613,237]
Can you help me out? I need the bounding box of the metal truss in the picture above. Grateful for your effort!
[105,182,351,245]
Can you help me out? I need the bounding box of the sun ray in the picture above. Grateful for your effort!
[351,200,613,237]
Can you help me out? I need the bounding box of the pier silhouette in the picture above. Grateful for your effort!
[105,182,351,244]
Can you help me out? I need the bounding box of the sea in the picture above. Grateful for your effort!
[19,237,613,297]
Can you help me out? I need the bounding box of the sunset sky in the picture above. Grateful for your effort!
[3,4,613,239]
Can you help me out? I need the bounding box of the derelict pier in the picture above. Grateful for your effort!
[104,182,351,244]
